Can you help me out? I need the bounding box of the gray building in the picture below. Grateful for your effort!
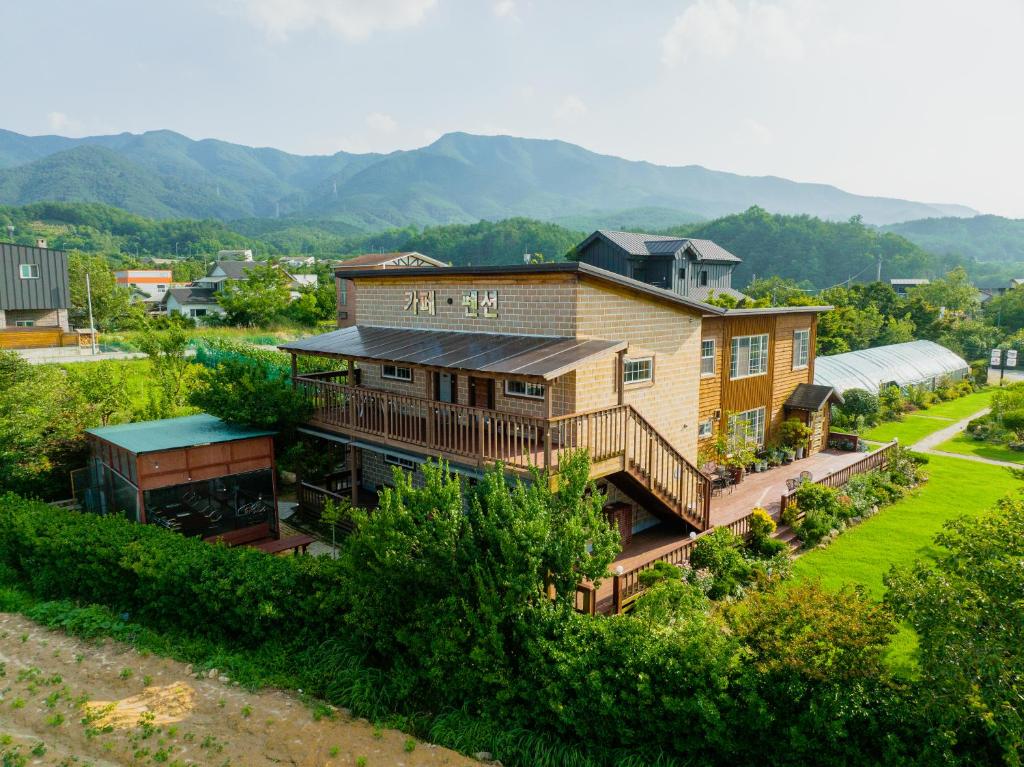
[0,239,71,332]
[574,230,746,302]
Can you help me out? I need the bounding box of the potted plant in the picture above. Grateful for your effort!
[726,437,757,482]
[780,417,813,460]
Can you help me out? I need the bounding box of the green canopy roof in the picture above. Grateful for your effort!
[87,414,276,454]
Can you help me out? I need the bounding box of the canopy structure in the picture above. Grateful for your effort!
[814,340,970,395]
[280,325,627,381]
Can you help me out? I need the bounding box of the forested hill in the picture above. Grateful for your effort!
[882,215,1024,262]
[0,128,975,227]
[2,201,1002,288]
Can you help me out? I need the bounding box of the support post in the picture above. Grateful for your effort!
[348,443,358,506]
[544,381,553,470]
[616,349,625,406]
[613,574,622,615]
[290,353,297,388]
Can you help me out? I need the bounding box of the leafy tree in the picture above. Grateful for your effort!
[839,388,880,425]
[190,356,312,431]
[985,285,1024,333]
[217,265,291,326]
[69,364,130,426]
[67,252,146,331]
[744,275,815,305]
[908,267,980,315]
[886,496,1024,765]
[136,328,200,418]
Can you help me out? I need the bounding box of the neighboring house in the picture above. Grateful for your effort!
[282,258,831,556]
[164,286,225,321]
[217,249,253,261]
[574,230,747,303]
[115,269,173,303]
[978,277,1024,303]
[889,278,929,297]
[0,240,85,349]
[334,251,448,327]
[284,256,316,268]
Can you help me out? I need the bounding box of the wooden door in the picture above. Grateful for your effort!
[469,377,494,409]
[436,372,457,404]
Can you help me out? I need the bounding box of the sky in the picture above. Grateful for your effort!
[3,0,1022,217]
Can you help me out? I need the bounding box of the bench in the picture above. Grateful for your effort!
[204,522,271,546]
[253,534,316,556]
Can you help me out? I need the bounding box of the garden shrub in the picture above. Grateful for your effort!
[746,508,787,558]
[839,388,880,427]
[689,527,753,599]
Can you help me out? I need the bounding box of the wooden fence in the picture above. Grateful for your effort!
[595,439,901,615]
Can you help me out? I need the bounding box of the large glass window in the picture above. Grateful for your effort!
[730,334,769,379]
[728,407,766,448]
[701,339,715,376]
[793,328,810,369]
[505,379,545,399]
[143,469,275,539]
[382,364,413,381]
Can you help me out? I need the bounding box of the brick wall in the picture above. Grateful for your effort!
[3,309,66,329]
[358,448,426,491]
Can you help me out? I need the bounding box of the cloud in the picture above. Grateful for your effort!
[228,0,437,42]
[365,112,399,134]
[493,1,517,19]
[554,95,588,122]
[661,0,804,65]
[47,112,71,133]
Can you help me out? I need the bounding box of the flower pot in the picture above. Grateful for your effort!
[796,447,806,460]
[729,466,745,484]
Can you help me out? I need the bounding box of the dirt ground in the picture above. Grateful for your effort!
[0,612,478,767]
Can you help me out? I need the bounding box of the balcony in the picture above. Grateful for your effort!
[295,373,712,530]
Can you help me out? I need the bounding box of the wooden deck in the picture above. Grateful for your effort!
[709,448,870,527]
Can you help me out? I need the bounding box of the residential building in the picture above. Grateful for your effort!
[0,240,89,349]
[334,251,448,327]
[889,277,929,297]
[574,230,747,303]
[164,286,225,321]
[217,249,253,261]
[281,256,831,546]
[115,269,173,303]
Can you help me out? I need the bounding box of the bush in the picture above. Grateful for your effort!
[839,388,880,427]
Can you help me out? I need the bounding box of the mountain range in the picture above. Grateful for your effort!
[0,129,976,230]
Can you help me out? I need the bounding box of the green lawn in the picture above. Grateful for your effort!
[935,433,1024,464]
[791,453,1019,674]
[859,389,993,445]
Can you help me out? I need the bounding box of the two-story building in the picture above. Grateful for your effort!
[115,269,173,305]
[335,251,449,327]
[281,252,832,542]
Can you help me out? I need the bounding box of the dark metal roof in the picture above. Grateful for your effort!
[165,286,219,305]
[0,243,70,311]
[583,230,742,263]
[784,383,843,411]
[280,325,626,380]
[334,261,726,316]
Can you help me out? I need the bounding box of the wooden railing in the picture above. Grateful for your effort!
[778,439,899,516]
[296,481,355,532]
[296,376,711,529]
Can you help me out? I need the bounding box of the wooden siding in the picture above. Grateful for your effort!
[131,436,275,491]
[770,314,817,434]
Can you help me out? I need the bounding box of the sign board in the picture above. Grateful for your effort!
[991,349,1003,367]
[1008,350,1018,368]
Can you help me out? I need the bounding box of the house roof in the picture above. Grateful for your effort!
[87,414,275,455]
[890,278,930,286]
[584,230,742,263]
[784,383,843,411]
[212,260,260,280]
[165,286,219,305]
[280,325,627,381]
[334,261,726,316]
[689,285,749,303]
[335,251,448,269]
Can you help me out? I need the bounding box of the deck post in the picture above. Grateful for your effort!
[348,443,358,506]
[612,574,622,614]
[290,353,297,388]
[544,383,553,470]
[426,369,436,446]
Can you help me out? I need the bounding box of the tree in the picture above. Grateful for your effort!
[67,252,146,331]
[217,265,291,326]
[909,267,980,315]
[886,496,1024,765]
[190,356,312,431]
[70,364,130,426]
[136,327,200,418]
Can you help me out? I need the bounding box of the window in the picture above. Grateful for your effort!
[19,264,39,279]
[189,308,207,318]
[623,357,653,384]
[728,407,766,448]
[730,334,769,379]
[382,364,413,382]
[699,270,709,286]
[793,328,810,369]
[505,379,545,399]
[698,419,713,438]
[384,453,417,471]
[157,284,167,291]
[678,267,686,279]
[701,339,715,376]
[14,320,35,327]
[338,280,348,305]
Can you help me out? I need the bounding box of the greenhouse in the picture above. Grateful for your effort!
[814,340,970,395]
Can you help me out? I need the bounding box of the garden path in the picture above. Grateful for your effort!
[911,407,1022,467]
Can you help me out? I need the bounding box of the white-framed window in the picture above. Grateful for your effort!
[14,320,35,327]
[698,418,713,438]
[701,339,715,377]
[504,379,545,399]
[19,264,39,279]
[793,328,810,369]
[338,280,348,305]
[384,453,417,471]
[382,364,413,382]
[623,357,653,384]
[728,407,766,448]
[730,334,769,379]
[157,284,167,291]
[189,308,208,318]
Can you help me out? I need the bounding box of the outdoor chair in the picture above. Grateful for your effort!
[799,470,813,482]
[786,477,799,492]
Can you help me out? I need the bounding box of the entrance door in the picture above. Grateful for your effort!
[469,377,494,409]
[437,372,456,404]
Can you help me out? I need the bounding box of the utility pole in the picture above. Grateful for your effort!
[85,272,98,356]
[876,254,882,283]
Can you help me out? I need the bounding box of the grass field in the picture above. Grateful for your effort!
[791,452,1019,674]
[101,325,313,353]
[935,433,1024,464]
[860,389,993,445]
